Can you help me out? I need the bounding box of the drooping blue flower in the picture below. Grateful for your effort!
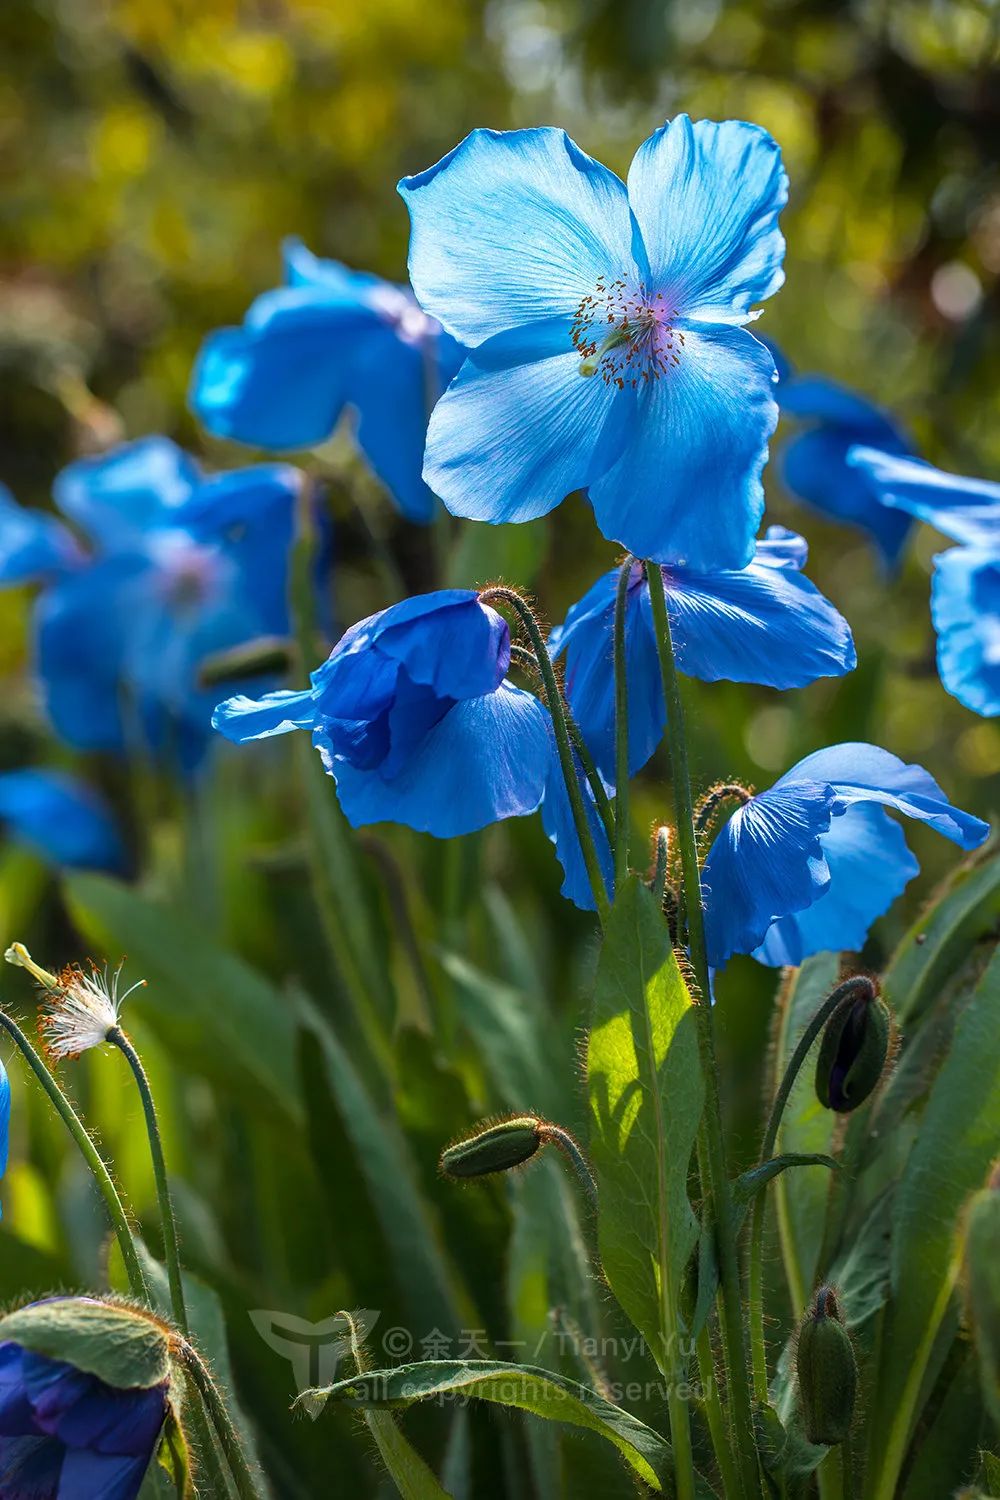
[0,1324,168,1499]
[777,377,914,567]
[550,527,856,780]
[850,449,1000,717]
[0,439,302,767]
[0,1058,9,1220]
[702,743,989,969]
[399,116,787,569]
[214,590,551,836]
[189,239,464,524]
[0,771,125,874]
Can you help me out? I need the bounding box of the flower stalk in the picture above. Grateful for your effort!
[613,557,633,887]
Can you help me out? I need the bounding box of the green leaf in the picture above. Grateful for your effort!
[883,850,1000,1026]
[754,1402,827,1484]
[64,873,300,1124]
[311,1359,674,1493]
[587,876,703,1377]
[733,1153,840,1205]
[0,1297,170,1389]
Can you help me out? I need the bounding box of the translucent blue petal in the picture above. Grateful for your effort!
[662,547,856,687]
[424,318,634,525]
[753,524,808,570]
[931,547,1000,717]
[0,485,82,585]
[754,803,918,966]
[539,733,614,911]
[849,447,1000,547]
[780,742,989,849]
[399,127,637,347]
[0,1058,10,1201]
[0,770,125,874]
[320,682,550,836]
[282,237,390,301]
[35,557,138,752]
[780,376,907,431]
[587,323,776,568]
[213,688,317,741]
[53,438,199,550]
[366,591,510,699]
[626,116,787,320]
[702,781,836,968]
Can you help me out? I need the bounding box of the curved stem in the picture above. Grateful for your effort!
[480,588,609,922]
[108,1028,188,1335]
[539,1123,598,1209]
[182,1342,263,1500]
[748,977,874,1403]
[644,562,760,1499]
[613,559,633,889]
[0,1010,149,1304]
[694,783,753,836]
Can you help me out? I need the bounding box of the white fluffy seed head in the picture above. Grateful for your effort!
[38,961,145,1060]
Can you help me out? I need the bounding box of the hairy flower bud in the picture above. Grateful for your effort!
[964,1163,1000,1424]
[815,981,891,1112]
[796,1286,858,1446]
[440,1116,543,1179]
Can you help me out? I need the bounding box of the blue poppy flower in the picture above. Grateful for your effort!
[550,527,856,780]
[0,1334,168,1499]
[0,439,302,767]
[189,239,464,524]
[399,116,787,569]
[0,771,124,874]
[777,377,914,567]
[214,590,551,836]
[702,742,989,968]
[539,735,614,911]
[0,486,82,585]
[0,1058,9,1220]
[850,449,1000,717]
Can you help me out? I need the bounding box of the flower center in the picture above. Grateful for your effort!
[572,279,684,387]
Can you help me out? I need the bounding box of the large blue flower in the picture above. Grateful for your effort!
[0,440,301,766]
[702,743,989,968]
[0,771,124,874]
[189,239,464,524]
[214,590,551,836]
[851,449,1000,716]
[777,376,914,567]
[0,1335,168,1499]
[550,527,855,780]
[399,116,787,569]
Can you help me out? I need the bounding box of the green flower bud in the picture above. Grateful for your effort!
[815,982,891,1112]
[440,1115,543,1179]
[796,1286,858,1446]
[964,1164,1000,1424]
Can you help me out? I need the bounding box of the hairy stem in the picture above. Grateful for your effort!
[613,558,633,887]
[182,1342,264,1500]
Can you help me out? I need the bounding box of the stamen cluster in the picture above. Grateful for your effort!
[571,278,684,387]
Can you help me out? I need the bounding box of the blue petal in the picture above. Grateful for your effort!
[702,780,837,968]
[626,116,787,320]
[539,733,614,911]
[58,1449,152,1500]
[781,742,989,849]
[0,485,82,585]
[53,438,199,550]
[0,1434,64,1495]
[0,771,125,874]
[588,324,776,568]
[849,447,1000,547]
[754,802,918,966]
[0,1059,9,1204]
[35,557,139,752]
[22,1354,165,1456]
[213,687,316,741]
[551,565,665,780]
[400,127,637,347]
[365,591,510,699]
[424,318,634,525]
[753,524,808,570]
[320,682,550,837]
[662,547,856,688]
[931,547,1000,717]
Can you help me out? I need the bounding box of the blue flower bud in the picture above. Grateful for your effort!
[796,1286,858,1446]
[815,981,891,1112]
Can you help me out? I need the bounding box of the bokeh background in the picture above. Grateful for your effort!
[1,2,998,1496]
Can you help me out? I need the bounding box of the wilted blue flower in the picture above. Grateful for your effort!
[550,527,856,780]
[399,116,787,569]
[702,742,989,968]
[0,1058,9,1219]
[214,590,552,836]
[0,1312,169,1499]
[0,440,301,767]
[851,448,1000,717]
[0,771,124,874]
[190,239,464,523]
[777,377,914,567]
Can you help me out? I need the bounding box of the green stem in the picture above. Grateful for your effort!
[0,1010,149,1304]
[539,1124,598,1209]
[644,561,760,1499]
[613,558,633,889]
[182,1343,263,1500]
[108,1027,188,1336]
[480,587,609,922]
[650,826,670,905]
[696,1323,741,1499]
[748,977,873,1403]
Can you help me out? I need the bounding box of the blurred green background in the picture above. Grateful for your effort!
[0,2,998,1495]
